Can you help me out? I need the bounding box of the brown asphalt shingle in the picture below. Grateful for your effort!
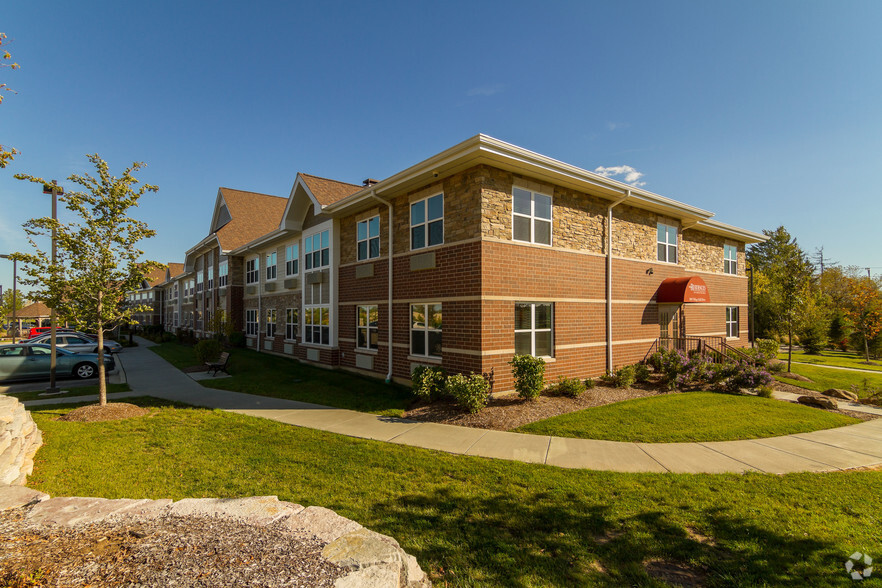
[299,174,362,206]
[216,188,288,252]
[166,263,185,279]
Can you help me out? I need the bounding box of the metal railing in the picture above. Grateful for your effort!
[644,336,756,365]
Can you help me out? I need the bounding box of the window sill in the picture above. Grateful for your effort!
[409,242,445,254]
[356,348,379,355]
[407,354,442,364]
[301,342,335,349]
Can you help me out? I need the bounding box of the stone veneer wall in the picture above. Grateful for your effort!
[0,395,43,486]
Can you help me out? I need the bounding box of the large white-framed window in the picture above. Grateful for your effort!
[724,244,738,275]
[357,305,379,350]
[173,311,179,327]
[514,302,553,357]
[410,194,443,250]
[196,271,204,293]
[246,258,259,284]
[286,308,298,340]
[285,243,299,276]
[207,263,214,290]
[410,303,442,357]
[187,279,195,297]
[726,306,739,338]
[266,252,277,281]
[266,308,277,338]
[357,216,380,261]
[304,307,329,345]
[305,230,329,270]
[657,221,678,263]
[218,260,229,287]
[245,309,258,336]
[512,187,552,245]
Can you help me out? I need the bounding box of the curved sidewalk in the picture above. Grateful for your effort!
[24,340,882,475]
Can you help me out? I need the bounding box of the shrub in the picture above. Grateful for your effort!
[229,331,246,348]
[411,365,445,401]
[609,364,637,389]
[584,378,596,389]
[652,348,690,390]
[509,355,546,400]
[446,373,489,414]
[767,361,786,373]
[634,363,651,383]
[754,338,778,359]
[549,376,586,398]
[722,360,774,393]
[194,339,222,364]
[756,384,775,398]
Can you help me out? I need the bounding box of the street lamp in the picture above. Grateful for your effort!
[0,254,17,343]
[43,180,63,394]
[746,265,755,349]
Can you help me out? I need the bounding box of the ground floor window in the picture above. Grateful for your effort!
[514,302,553,357]
[173,311,178,327]
[246,309,258,336]
[266,308,277,338]
[304,306,330,345]
[286,308,298,340]
[357,305,378,350]
[726,306,739,338]
[411,303,442,357]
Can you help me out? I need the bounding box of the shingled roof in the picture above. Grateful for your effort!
[167,263,185,279]
[215,188,288,252]
[299,174,363,206]
[142,266,168,288]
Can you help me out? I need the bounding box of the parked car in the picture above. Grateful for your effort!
[27,326,77,339]
[0,343,115,382]
[26,332,123,354]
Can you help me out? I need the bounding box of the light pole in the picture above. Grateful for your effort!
[0,254,17,343]
[43,180,63,394]
[746,265,755,349]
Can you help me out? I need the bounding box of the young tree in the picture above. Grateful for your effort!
[844,277,882,363]
[0,288,24,329]
[14,155,161,405]
[0,32,20,168]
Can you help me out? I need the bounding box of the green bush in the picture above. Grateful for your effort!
[194,339,222,364]
[508,355,546,400]
[756,384,775,398]
[635,363,651,383]
[584,378,596,389]
[411,365,445,401]
[755,338,778,359]
[609,364,637,389]
[446,373,490,414]
[767,361,786,373]
[549,376,587,398]
[229,331,246,348]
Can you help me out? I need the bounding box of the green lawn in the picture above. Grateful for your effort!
[27,397,882,587]
[149,342,413,417]
[779,348,882,372]
[777,364,882,401]
[513,392,859,442]
[1,383,130,402]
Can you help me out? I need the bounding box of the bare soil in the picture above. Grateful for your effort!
[56,403,151,423]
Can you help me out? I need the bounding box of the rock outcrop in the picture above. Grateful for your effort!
[0,395,43,486]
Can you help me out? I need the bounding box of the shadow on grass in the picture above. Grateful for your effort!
[369,486,844,587]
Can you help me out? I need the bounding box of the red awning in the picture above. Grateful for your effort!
[656,276,710,303]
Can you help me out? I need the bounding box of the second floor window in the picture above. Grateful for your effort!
[357,216,380,260]
[246,258,259,284]
[724,244,737,275]
[285,243,299,276]
[207,264,214,290]
[410,194,443,250]
[196,272,204,293]
[512,188,552,245]
[305,230,329,270]
[218,260,229,287]
[266,252,277,280]
[657,222,678,264]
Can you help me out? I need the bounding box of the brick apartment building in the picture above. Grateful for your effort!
[141,135,764,392]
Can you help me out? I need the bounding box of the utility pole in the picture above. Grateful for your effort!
[43,181,63,394]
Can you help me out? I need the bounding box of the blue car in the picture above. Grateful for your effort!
[0,343,115,382]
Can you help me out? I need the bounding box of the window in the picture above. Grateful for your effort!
[512,187,552,245]
[196,271,204,293]
[514,303,553,357]
[357,216,380,260]
[657,222,678,263]
[304,230,330,271]
[173,284,178,299]
[304,307,330,345]
[266,252,277,281]
[207,263,214,290]
[246,258,259,284]
[724,244,738,275]
[410,194,443,250]
[246,309,258,336]
[285,243,299,276]
[726,306,739,338]
[266,308,277,338]
[173,311,179,327]
[410,303,442,357]
[188,279,195,296]
[286,308,298,340]
[357,305,379,350]
[218,260,229,287]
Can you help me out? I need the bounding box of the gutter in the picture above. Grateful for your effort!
[606,190,631,373]
[367,190,394,383]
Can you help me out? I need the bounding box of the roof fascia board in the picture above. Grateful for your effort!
[229,227,289,256]
[281,174,324,230]
[693,219,768,243]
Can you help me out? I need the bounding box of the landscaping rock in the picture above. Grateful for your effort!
[0,396,42,486]
[0,484,49,511]
[822,388,859,402]
[783,372,812,382]
[798,395,837,410]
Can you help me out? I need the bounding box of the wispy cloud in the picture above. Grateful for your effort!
[606,121,630,131]
[466,83,504,97]
[593,165,646,188]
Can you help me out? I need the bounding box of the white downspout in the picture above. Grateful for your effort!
[606,190,631,373]
[368,190,394,384]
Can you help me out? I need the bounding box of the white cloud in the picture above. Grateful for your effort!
[593,165,647,188]
[466,83,504,97]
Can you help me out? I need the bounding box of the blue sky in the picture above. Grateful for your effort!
[2,1,881,292]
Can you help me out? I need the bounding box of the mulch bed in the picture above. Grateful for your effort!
[57,403,151,422]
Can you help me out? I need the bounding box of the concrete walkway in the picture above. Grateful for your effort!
[22,339,882,475]
[791,360,882,375]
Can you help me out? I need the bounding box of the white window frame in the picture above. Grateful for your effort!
[726,306,739,338]
[173,311,179,327]
[285,243,299,276]
[196,271,204,293]
[357,216,381,261]
[512,187,552,246]
[724,244,738,275]
[410,194,444,251]
[218,260,229,288]
[514,302,554,358]
[266,251,277,281]
[266,308,277,338]
[304,230,330,271]
[410,303,442,358]
[357,305,379,351]
[245,258,259,284]
[245,309,258,337]
[303,306,330,346]
[285,308,298,341]
[207,263,214,290]
[657,221,678,264]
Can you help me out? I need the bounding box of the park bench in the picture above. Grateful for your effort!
[206,351,230,376]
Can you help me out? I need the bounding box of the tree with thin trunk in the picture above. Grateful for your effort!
[845,277,882,363]
[14,155,160,405]
[0,32,20,168]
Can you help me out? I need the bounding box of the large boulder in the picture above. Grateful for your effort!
[822,388,859,402]
[0,396,43,485]
[798,395,837,410]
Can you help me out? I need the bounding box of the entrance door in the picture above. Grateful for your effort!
[658,304,682,348]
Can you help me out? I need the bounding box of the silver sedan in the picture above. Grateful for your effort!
[0,343,116,381]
